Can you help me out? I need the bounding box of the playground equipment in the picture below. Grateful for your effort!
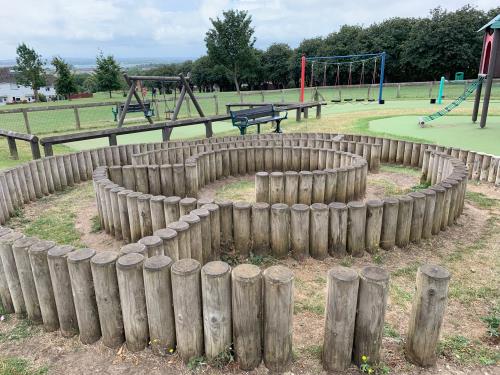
[419,76,486,126]
[118,73,204,128]
[299,52,386,104]
[420,14,500,127]
[472,14,500,128]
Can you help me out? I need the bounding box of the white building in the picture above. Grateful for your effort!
[0,83,57,105]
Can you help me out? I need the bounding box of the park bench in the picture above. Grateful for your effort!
[230,104,287,135]
[112,102,154,121]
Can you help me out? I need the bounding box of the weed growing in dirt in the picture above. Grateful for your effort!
[340,256,353,267]
[408,181,431,192]
[187,356,206,372]
[248,254,276,267]
[390,284,413,307]
[481,305,500,339]
[303,344,322,359]
[215,180,255,202]
[438,335,499,365]
[383,323,401,341]
[0,357,48,375]
[208,346,234,368]
[359,355,390,374]
[90,215,102,233]
[372,250,384,265]
[391,262,421,278]
[295,294,325,315]
[0,320,40,343]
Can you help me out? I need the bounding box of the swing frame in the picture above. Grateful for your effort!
[299,52,386,104]
[118,73,205,128]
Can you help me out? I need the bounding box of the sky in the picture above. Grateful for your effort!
[0,0,498,61]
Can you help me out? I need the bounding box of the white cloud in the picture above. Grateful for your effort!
[0,0,497,59]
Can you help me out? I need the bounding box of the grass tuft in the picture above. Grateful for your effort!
[0,358,48,375]
[438,335,499,366]
[465,191,498,209]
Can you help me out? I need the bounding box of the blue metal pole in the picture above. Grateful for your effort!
[378,52,386,104]
[437,76,445,104]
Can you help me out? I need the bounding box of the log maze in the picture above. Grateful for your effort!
[0,132,498,371]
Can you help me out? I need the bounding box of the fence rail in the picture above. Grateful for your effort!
[0,129,40,160]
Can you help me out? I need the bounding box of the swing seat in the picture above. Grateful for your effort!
[331,99,341,103]
[344,98,353,102]
[355,98,365,102]
[368,98,376,102]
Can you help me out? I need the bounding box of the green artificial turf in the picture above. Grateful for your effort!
[369,115,500,155]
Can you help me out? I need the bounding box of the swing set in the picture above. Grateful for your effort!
[299,52,386,104]
[118,73,205,128]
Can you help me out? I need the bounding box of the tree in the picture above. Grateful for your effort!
[13,43,46,100]
[94,52,122,98]
[52,57,77,99]
[205,9,256,93]
[262,43,293,88]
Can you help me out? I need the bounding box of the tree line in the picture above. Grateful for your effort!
[12,5,500,99]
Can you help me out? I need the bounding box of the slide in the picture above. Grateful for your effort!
[419,75,486,126]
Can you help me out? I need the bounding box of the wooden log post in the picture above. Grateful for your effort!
[164,196,181,225]
[269,172,285,204]
[138,194,154,237]
[251,202,270,256]
[271,203,290,258]
[255,172,270,203]
[232,264,263,371]
[408,192,426,243]
[191,208,212,264]
[310,203,329,260]
[180,197,197,217]
[143,255,176,356]
[406,264,451,367]
[322,266,359,371]
[421,189,436,239]
[126,191,142,242]
[328,202,348,257]
[365,200,383,253]
[154,228,179,261]
[47,245,78,337]
[216,200,233,252]
[290,204,310,260]
[167,221,191,259]
[353,266,390,366]
[284,171,299,206]
[380,197,399,250]
[138,235,164,258]
[116,253,149,352]
[150,195,166,233]
[233,201,252,258]
[171,259,204,362]
[0,231,26,315]
[202,203,221,260]
[0,229,14,313]
[347,201,366,257]
[298,171,313,205]
[12,237,42,323]
[396,195,414,248]
[312,170,326,203]
[336,167,348,203]
[430,186,446,235]
[180,214,203,264]
[90,251,125,348]
[120,243,147,257]
[29,240,59,331]
[201,261,232,361]
[67,248,101,344]
[263,265,294,372]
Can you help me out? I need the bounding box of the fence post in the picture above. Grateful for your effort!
[260,90,265,102]
[280,89,285,103]
[22,109,31,134]
[214,94,219,115]
[7,137,18,160]
[396,83,401,98]
[73,106,81,130]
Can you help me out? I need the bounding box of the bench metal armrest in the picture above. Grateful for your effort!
[233,116,249,125]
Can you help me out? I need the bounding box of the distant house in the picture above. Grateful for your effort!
[0,83,57,105]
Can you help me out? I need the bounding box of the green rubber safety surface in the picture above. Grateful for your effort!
[369,115,500,155]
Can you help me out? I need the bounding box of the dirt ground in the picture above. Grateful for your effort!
[0,167,499,375]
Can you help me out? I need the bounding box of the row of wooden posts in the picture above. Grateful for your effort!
[0,226,450,371]
[93,149,466,264]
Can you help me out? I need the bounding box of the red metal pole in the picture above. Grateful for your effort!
[300,54,306,102]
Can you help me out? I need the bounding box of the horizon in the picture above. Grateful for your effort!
[0,0,498,61]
